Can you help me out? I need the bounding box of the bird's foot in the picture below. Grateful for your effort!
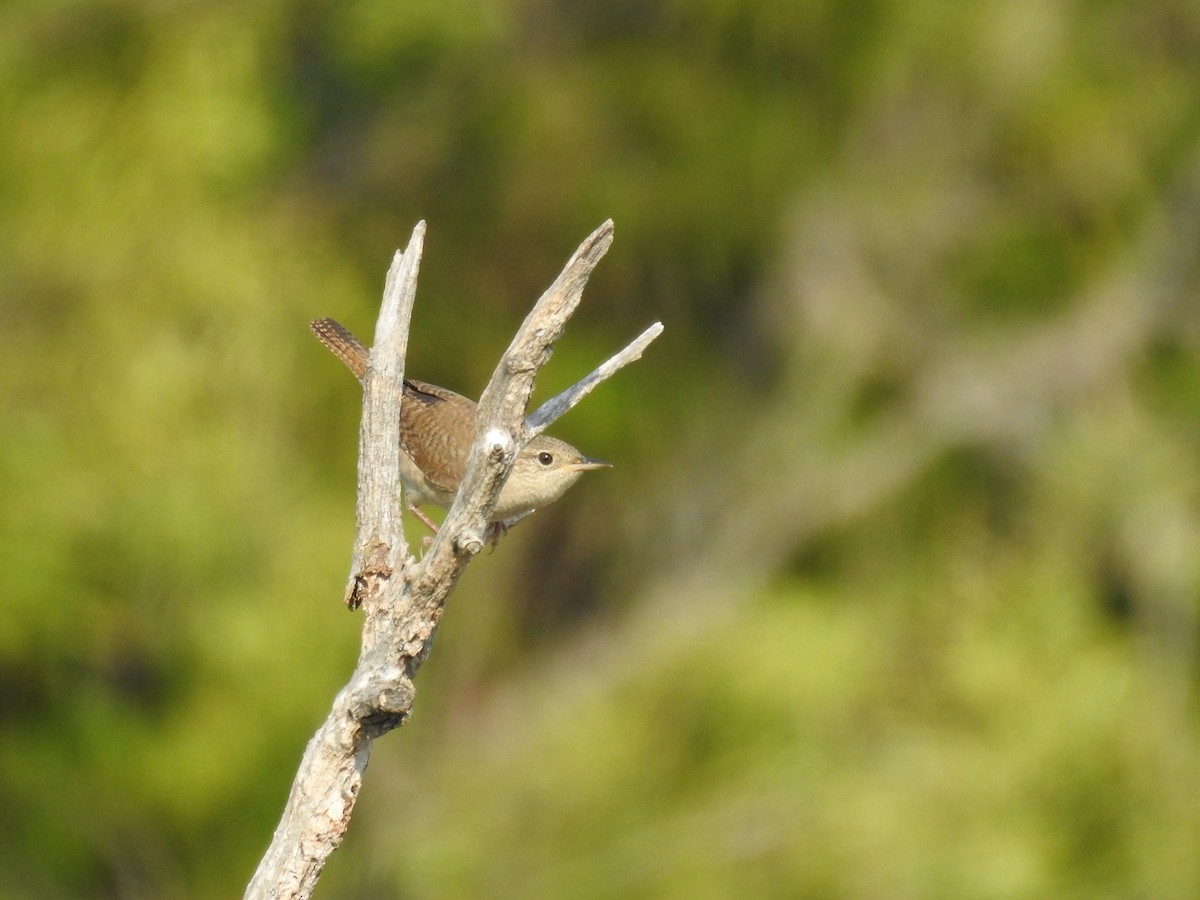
[484,520,510,551]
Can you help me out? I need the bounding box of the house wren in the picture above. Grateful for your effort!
[310,318,611,533]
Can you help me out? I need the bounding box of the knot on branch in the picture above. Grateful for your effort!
[482,427,516,463]
[454,531,486,556]
[345,670,416,742]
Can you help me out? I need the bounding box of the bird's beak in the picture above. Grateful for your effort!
[566,457,613,471]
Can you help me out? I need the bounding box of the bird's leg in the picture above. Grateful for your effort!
[407,502,441,534]
[408,504,507,551]
[404,502,439,552]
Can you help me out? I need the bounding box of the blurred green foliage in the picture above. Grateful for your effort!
[2,1,1200,897]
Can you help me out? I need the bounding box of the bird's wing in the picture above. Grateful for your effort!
[401,379,476,496]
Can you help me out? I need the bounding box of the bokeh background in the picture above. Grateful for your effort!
[4,2,1200,897]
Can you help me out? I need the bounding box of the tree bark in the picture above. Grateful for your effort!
[244,220,660,899]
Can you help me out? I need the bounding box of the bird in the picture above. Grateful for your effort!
[310,317,611,536]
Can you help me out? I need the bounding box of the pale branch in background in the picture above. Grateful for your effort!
[245,220,661,900]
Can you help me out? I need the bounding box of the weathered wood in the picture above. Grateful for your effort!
[245,220,662,900]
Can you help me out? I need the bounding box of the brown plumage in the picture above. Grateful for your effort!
[309,317,610,529]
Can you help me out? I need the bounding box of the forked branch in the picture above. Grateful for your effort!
[244,221,661,900]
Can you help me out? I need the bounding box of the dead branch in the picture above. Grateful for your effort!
[244,220,661,900]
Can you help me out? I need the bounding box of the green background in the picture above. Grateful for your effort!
[3,1,1200,897]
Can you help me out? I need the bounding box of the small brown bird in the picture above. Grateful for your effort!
[311,318,611,533]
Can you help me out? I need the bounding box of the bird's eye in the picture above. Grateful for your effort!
[537,451,554,466]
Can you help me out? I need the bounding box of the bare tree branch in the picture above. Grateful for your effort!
[347,222,424,613]
[420,219,617,563]
[245,220,659,900]
[243,224,425,900]
[526,320,664,437]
